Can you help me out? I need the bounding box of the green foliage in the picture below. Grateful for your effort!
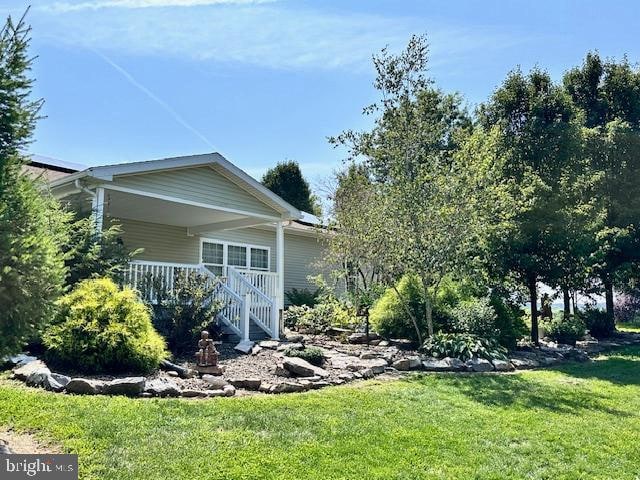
[489,292,529,349]
[138,271,224,354]
[450,297,499,339]
[261,160,320,214]
[43,278,167,374]
[282,346,325,366]
[421,333,508,361]
[0,176,69,357]
[63,216,139,288]
[543,313,586,346]
[285,287,321,307]
[581,307,616,339]
[0,12,68,358]
[283,297,356,333]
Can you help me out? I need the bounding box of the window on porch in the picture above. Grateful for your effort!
[201,239,270,275]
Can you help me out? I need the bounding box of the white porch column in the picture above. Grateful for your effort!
[276,221,285,336]
[92,187,105,234]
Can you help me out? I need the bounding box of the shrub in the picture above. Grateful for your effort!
[43,278,167,374]
[283,299,356,333]
[543,314,585,346]
[283,346,325,366]
[450,297,499,339]
[139,271,224,354]
[581,307,616,339]
[63,216,140,288]
[285,287,321,307]
[421,333,508,361]
[489,292,529,349]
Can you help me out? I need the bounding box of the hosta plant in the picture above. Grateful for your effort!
[421,332,508,361]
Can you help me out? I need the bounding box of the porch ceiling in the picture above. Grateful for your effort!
[104,188,248,228]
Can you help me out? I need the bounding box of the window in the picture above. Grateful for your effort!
[227,245,247,268]
[202,242,224,276]
[251,247,269,271]
[200,239,270,275]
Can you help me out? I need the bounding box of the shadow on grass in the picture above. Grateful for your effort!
[406,347,640,416]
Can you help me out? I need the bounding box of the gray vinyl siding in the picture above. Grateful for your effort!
[113,166,279,217]
[116,218,328,290]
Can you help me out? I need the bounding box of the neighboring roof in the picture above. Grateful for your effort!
[49,152,302,220]
[29,154,86,173]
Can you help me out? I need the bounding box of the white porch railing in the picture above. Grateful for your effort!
[124,260,279,340]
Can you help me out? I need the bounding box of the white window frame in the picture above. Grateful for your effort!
[199,237,271,273]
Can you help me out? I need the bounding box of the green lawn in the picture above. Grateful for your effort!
[2,348,640,480]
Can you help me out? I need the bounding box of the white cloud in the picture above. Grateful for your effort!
[42,0,274,12]
[30,3,534,72]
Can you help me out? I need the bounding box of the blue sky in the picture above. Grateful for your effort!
[3,0,640,188]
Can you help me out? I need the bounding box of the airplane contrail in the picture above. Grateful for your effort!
[92,49,217,150]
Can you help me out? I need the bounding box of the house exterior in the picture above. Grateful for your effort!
[43,152,331,342]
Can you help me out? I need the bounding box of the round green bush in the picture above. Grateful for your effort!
[282,346,325,366]
[44,278,167,374]
[543,314,586,346]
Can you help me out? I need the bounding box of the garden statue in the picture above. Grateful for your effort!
[195,330,224,375]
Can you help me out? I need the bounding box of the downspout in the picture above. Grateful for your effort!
[75,179,96,199]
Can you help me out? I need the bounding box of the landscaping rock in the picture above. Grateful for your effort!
[389,338,416,350]
[468,358,494,372]
[181,389,206,398]
[277,342,304,352]
[144,379,180,397]
[228,378,262,390]
[234,340,255,354]
[26,370,65,392]
[259,382,273,393]
[284,333,304,343]
[274,364,291,377]
[360,368,375,379]
[259,340,280,349]
[347,332,381,344]
[282,357,329,378]
[51,373,71,387]
[223,384,236,397]
[338,372,355,381]
[167,371,180,377]
[346,357,388,374]
[66,378,105,395]
[492,359,514,372]
[13,360,49,381]
[422,357,464,372]
[207,389,227,397]
[251,345,263,355]
[271,382,306,394]
[5,354,38,369]
[202,375,228,389]
[359,352,381,360]
[392,356,422,371]
[160,359,196,379]
[0,439,13,455]
[103,377,146,396]
[510,358,539,369]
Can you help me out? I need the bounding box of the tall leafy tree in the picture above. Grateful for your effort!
[330,35,490,344]
[261,160,320,215]
[479,68,580,343]
[564,53,640,322]
[0,13,69,357]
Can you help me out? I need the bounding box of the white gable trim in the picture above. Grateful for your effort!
[49,153,302,220]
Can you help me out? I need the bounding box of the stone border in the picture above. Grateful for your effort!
[4,331,640,398]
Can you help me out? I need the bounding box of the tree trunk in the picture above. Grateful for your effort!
[528,278,539,345]
[421,277,434,339]
[604,278,615,323]
[571,291,577,315]
[563,287,571,318]
[392,284,423,346]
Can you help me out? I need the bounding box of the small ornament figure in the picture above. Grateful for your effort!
[196,330,218,367]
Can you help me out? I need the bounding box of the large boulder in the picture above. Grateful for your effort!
[270,382,307,394]
[103,377,146,396]
[392,356,422,371]
[66,378,105,395]
[283,357,329,378]
[468,357,494,372]
[492,359,514,372]
[347,332,381,344]
[51,373,71,387]
[346,357,388,374]
[228,378,262,390]
[144,379,180,397]
[422,357,466,372]
[13,360,49,382]
[202,375,228,389]
[25,370,65,392]
[234,340,255,354]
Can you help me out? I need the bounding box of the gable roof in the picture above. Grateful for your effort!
[49,152,302,220]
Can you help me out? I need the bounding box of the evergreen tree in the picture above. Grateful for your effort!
[0,13,68,357]
[261,160,320,215]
